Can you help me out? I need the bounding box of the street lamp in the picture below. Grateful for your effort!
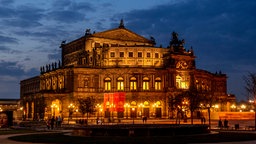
[206,104,211,129]
[100,108,103,122]
[152,103,157,118]
[231,104,236,112]
[124,103,130,119]
[240,104,246,112]
[18,107,24,120]
[75,109,78,121]
[132,107,135,124]
[96,104,101,118]
[138,103,144,118]
[109,104,115,122]
[68,103,75,124]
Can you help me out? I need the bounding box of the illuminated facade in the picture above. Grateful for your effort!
[20,20,233,120]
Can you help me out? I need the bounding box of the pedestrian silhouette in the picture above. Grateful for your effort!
[218,119,223,128]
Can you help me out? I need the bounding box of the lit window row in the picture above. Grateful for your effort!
[110,52,160,58]
[104,77,161,91]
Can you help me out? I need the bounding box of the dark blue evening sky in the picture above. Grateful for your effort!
[0,0,255,101]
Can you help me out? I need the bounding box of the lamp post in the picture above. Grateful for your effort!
[241,104,246,112]
[231,104,236,112]
[75,109,78,121]
[132,107,135,124]
[100,108,103,123]
[96,104,101,118]
[68,103,74,124]
[124,103,130,119]
[138,103,143,118]
[152,102,159,118]
[19,107,23,120]
[206,104,211,129]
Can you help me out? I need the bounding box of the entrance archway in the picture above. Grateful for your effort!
[51,99,62,118]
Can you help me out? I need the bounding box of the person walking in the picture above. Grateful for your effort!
[46,118,50,130]
[57,116,62,127]
[218,119,223,129]
[224,119,228,128]
[50,117,55,130]
[203,117,206,124]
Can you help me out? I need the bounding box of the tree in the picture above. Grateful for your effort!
[183,85,201,124]
[182,75,202,124]
[173,92,184,124]
[243,72,256,130]
[200,92,216,129]
[78,96,96,123]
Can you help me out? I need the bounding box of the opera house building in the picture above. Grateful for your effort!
[20,20,234,121]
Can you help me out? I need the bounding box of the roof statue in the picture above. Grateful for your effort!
[59,40,66,48]
[85,29,91,36]
[169,31,186,53]
[170,31,185,46]
[119,19,125,28]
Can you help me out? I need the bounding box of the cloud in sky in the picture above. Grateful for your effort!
[0,0,255,101]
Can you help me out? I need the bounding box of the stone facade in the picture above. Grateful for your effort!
[20,20,234,121]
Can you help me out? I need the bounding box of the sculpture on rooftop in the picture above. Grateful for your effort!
[119,19,125,28]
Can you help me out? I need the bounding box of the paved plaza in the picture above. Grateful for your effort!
[0,119,256,144]
[91,118,255,130]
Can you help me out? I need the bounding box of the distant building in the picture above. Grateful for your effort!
[20,20,235,121]
[0,99,21,127]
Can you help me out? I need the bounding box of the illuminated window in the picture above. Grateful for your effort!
[155,77,161,90]
[31,102,34,119]
[58,75,64,89]
[130,77,137,90]
[196,80,199,90]
[138,52,142,57]
[176,74,189,89]
[143,77,149,90]
[46,78,51,90]
[104,77,111,91]
[131,101,137,106]
[117,77,124,91]
[52,77,57,90]
[144,101,149,106]
[110,52,115,57]
[202,81,205,90]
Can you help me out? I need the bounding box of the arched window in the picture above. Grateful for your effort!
[144,101,149,106]
[155,77,161,90]
[117,77,124,91]
[52,76,57,90]
[202,81,205,90]
[143,77,149,90]
[58,75,64,90]
[131,101,137,106]
[104,77,111,91]
[176,74,189,89]
[130,77,137,90]
[196,80,199,90]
